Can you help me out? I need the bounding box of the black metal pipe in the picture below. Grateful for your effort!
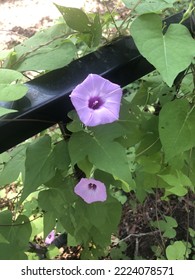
[0,11,193,153]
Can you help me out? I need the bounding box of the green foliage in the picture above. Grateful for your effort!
[0,211,32,259]
[110,242,129,260]
[159,169,193,196]
[0,69,27,116]
[166,241,191,260]
[0,0,195,260]
[0,144,27,185]
[55,5,102,47]
[55,6,92,33]
[0,69,27,101]
[46,244,59,259]
[8,23,76,71]
[122,0,177,14]
[151,216,178,238]
[22,135,56,201]
[68,129,134,190]
[159,99,195,161]
[130,14,195,86]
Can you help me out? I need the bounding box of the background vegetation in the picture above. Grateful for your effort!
[0,0,194,260]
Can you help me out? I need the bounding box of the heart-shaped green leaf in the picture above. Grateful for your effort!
[131,14,195,86]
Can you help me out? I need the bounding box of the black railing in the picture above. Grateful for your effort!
[0,11,194,153]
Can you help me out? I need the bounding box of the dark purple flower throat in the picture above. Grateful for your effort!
[88,183,97,190]
[88,97,104,110]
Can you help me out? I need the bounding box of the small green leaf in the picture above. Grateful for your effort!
[166,241,187,260]
[77,157,93,178]
[0,107,17,117]
[159,99,195,160]
[151,215,177,238]
[0,69,27,104]
[0,84,28,102]
[131,14,195,86]
[67,110,84,132]
[0,69,25,84]
[55,5,91,33]
[159,169,192,196]
[189,228,195,238]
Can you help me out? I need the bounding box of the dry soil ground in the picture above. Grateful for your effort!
[0,0,111,50]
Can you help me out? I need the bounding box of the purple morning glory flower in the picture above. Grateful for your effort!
[74,178,107,204]
[70,74,122,127]
[45,230,55,245]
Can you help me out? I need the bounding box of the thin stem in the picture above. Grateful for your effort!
[10,31,77,68]
[0,214,42,227]
[180,0,195,24]
[119,0,142,30]
[102,0,120,35]
[58,121,70,140]
[119,229,160,243]
[135,137,160,158]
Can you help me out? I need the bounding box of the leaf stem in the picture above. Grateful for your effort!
[135,137,160,158]
[0,214,42,227]
[10,31,77,68]
[102,0,121,36]
[119,0,142,31]
[119,229,160,243]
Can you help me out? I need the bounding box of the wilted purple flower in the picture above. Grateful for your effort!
[45,230,55,245]
[70,74,122,127]
[74,178,107,204]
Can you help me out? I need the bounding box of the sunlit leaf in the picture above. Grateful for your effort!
[12,23,76,71]
[0,106,17,117]
[166,241,187,260]
[131,14,195,86]
[55,5,91,33]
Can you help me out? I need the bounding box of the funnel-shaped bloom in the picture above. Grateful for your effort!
[74,178,107,204]
[70,74,122,127]
[45,230,55,245]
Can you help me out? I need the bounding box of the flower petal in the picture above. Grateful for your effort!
[45,230,55,245]
[74,178,107,204]
[70,74,122,127]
